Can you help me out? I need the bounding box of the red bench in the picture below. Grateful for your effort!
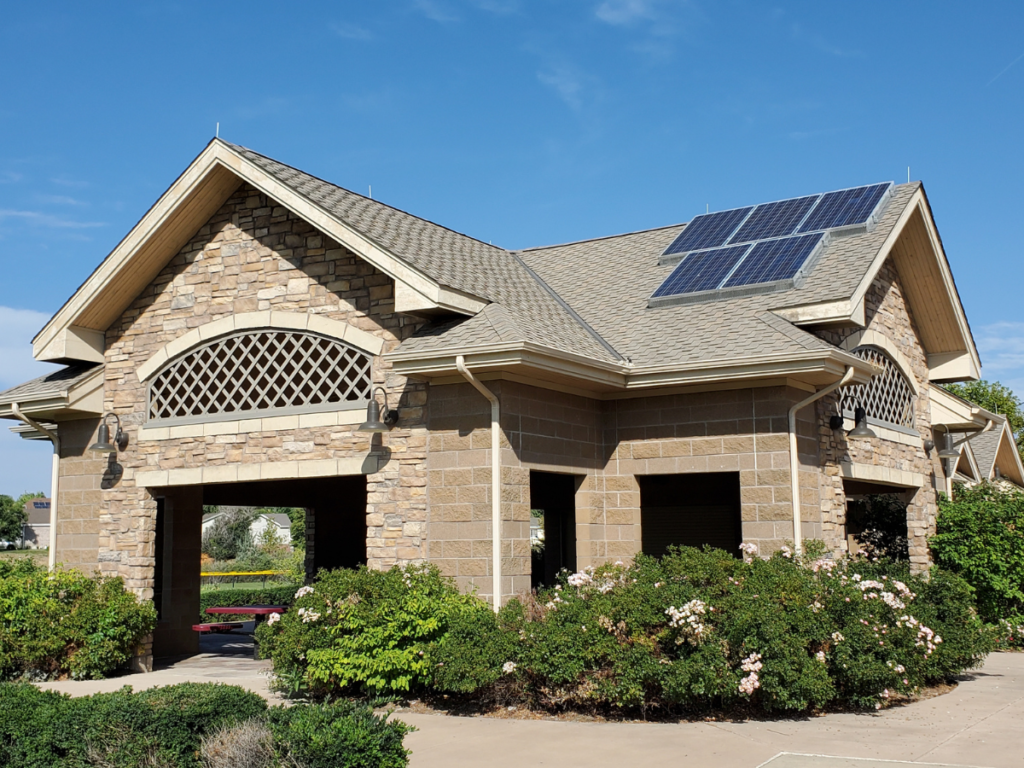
[192,621,246,634]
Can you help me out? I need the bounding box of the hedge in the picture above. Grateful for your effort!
[257,548,993,714]
[0,682,411,768]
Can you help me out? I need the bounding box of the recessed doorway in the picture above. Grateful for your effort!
[529,471,579,590]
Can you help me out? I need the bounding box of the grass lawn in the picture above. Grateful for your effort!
[0,548,48,566]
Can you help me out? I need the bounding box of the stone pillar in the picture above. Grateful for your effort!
[151,485,203,659]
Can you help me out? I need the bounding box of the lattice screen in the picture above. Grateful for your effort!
[148,330,373,422]
[839,346,915,430]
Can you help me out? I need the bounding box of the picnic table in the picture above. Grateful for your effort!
[193,605,288,659]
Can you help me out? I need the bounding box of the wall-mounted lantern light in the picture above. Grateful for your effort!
[357,387,399,433]
[829,405,877,440]
[936,432,961,461]
[89,413,128,453]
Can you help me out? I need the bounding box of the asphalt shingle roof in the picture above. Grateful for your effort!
[0,364,99,405]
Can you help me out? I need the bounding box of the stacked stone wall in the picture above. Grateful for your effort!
[54,417,103,571]
[99,183,428,598]
[814,258,943,570]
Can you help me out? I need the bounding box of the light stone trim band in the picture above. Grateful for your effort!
[137,311,385,383]
[135,456,372,488]
[138,407,365,441]
[839,460,925,489]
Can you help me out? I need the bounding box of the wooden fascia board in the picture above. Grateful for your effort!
[928,385,996,429]
[388,344,875,393]
[33,140,487,364]
[848,189,980,376]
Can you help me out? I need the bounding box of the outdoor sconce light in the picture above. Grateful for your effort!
[829,406,877,440]
[89,412,128,453]
[357,387,399,433]
[936,432,961,461]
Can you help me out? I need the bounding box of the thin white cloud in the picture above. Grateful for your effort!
[790,23,863,58]
[0,307,54,390]
[595,0,657,25]
[331,22,373,40]
[537,66,586,111]
[469,0,519,12]
[976,321,1024,395]
[0,209,104,229]
[50,177,89,188]
[0,171,21,184]
[412,0,459,22]
[987,50,1024,87]
[35,194,86,206]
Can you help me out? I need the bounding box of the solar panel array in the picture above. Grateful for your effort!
[653,182,891,302]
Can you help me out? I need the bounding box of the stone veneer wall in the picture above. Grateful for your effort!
[813,258,943,571]
[426,379,822,601]
[98,182,428,600]
[55,417,103,571]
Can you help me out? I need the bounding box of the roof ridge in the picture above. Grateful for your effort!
[511,253,625,361]
[222,140,507,254]
[516,223,684,253]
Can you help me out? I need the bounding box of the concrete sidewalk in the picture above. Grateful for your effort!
[398,653,1024,768]
[39,643,1023,768]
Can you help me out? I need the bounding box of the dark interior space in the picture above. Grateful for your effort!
[202,475,368,572]
[153,498,165,621]
[530,471,579,590]
[638,472,742,558]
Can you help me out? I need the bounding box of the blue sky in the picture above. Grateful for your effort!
[1,1,1023,495]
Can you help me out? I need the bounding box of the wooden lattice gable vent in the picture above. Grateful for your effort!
[147,329,373,425]
[839,345,916,432]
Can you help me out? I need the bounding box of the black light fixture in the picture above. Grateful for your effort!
[847,406,877,439]
[357,387,399,433]
[89,412,128,453]
[937,431,961,460]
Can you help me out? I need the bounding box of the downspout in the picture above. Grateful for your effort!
[788,367,856,555]
[455,356,502,612]
[10,404,60,571]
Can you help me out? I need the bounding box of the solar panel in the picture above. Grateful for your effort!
[663,206,753,255]
[723,233,824,288]
[799,183,890,233]
[652,244,751,298]
[728,195,819,244]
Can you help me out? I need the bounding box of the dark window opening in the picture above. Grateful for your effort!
[153,497,165,621]
[638,472,742,558]
[530,471,579,590]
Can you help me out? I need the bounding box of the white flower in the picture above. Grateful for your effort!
[780,545,793,558]
[294,586,314,599]
[815,651,826,663]
[266,612,281,625]
[831,632,844,642]
[502,661,517,674]
[666,600,712,645]
[296,607,321,623]
[738,542,758,563]
[738,654,762,695]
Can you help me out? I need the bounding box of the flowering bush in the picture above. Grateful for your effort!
[256,564,482,698]
[0,559,156,681]
[432,545,991,713]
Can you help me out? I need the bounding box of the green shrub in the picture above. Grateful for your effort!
[199,585,298,624]
[931,483,1024,625]
[0,559,156,681]
[0,682,268,768]
[267,700,411,768]
[448,547,991,714]
[256,564,481,698]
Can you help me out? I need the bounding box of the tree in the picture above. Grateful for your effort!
[255,507,305,550]
[201,507,259,561]
[944,380,1024,460]
[0,492,45,545]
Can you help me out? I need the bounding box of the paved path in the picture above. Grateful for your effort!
[399,653,1024,768]
[40,644,1024,768]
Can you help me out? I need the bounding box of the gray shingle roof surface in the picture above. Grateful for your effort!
[964,422,1006,479]
[229,142,617,363]
[516,185,918,367]
[0,364,99,405]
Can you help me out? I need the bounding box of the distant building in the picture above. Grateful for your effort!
[200,507,292,544]
[22,498,50,549]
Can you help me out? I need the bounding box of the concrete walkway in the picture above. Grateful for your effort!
[399,653,1024,768]
[39,645,1024,768]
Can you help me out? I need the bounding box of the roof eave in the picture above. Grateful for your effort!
[33,139,488,364]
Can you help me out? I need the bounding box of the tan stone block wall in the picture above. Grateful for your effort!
[98,183,427,596]
[55,417,103,572]
[814,258,944,570]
